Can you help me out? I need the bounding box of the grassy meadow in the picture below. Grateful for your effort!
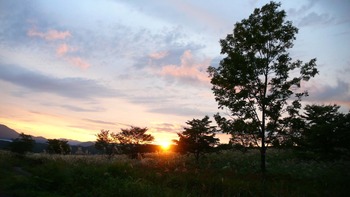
[0,149,349,197]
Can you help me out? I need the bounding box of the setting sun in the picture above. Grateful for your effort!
[160,141,171,150]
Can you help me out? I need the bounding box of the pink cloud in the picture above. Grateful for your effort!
[149,51,169,60]
[159,50,210,84]
[68,57,90,69]
[56,43,69,56]
[27,28,71,41]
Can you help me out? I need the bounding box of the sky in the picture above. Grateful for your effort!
[0,0,349,144]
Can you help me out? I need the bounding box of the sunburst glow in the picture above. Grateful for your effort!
[160,141,171,150]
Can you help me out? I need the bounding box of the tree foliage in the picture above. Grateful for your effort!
[174,116,219,162]
[113,127,154,145]
[207,2,318,172]
[47,139,70,155]
[95,127,154,158]
[113,126,154,158]
[10,133,35,155]
[300,104,350,158]
[95,129,116,156]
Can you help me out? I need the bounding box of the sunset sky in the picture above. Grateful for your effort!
[1,0,349,144]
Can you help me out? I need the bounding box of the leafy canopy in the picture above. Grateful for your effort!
[301,104,350,156]
[175,116,219,161]
[95,127,154,158]
[113,126,154,145]
[208,1,317,143]
[207,2,318,171]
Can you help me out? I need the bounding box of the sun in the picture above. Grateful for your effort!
[160,141,171,151]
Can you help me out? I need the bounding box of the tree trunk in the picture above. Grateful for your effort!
[261,68,268,174]
[261,133,266,173]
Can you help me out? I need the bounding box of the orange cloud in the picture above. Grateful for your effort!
[159,50,210,84]
[27,28,71,41]
[68,57,90,69]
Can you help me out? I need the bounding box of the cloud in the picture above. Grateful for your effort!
[150,122,183,134]
[82,119,134,128]
[56,43,70,56]
[0,63,119,99]
[149,51,169,60]
[158,50,211,85]
[167,0,226,30]
[149,106,207,117]
[67,57,90,69]
[287,0,317,16]
[82,119,117,126]
[26,26,90,69]
[299,12,335,27]
[27,28,71,41]
[307,79,350,107]
[59,105,105,112]
[56,44,90,69]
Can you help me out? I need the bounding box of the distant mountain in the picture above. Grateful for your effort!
[0,124,47,143]
[33,136,47,143]
[0,124,19,139]
[77,141,95,147]
[59,138,83,146]
[0,124,95,147]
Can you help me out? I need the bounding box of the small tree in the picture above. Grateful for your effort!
[47,139,70,154]
[95,129,116,156]
[208,2,318,172]
[10,133,35,155]
[174,116,219,162]
[113,126,154,158]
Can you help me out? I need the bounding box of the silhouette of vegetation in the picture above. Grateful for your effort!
[113,126,154,159]
[299,104,350,159]
[9,133,35,155]
[95,129,116,156]
[46,139,70,154]
[1,149,349,196]
[208,2,318,172]
[95,127,154,158]
[174,116,219,162]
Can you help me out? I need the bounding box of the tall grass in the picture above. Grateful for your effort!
[0,149,349,196]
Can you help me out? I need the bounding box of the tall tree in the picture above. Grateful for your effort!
[174,116,219,162]
[10,133,35,155]
[208,2,318,172]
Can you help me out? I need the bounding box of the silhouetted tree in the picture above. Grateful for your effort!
[113,126,154,158]
[174,116,219,162]
[47,139,70,154]
[10,133,35,155]
[95,129,116,156]
[208,2,318,172]
[301,104,350,158]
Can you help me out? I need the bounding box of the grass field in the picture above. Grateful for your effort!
[0,149,349,197]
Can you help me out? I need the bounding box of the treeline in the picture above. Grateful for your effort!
[4,103,350,162]
[1,134,97,155]
[94,105,350,161]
